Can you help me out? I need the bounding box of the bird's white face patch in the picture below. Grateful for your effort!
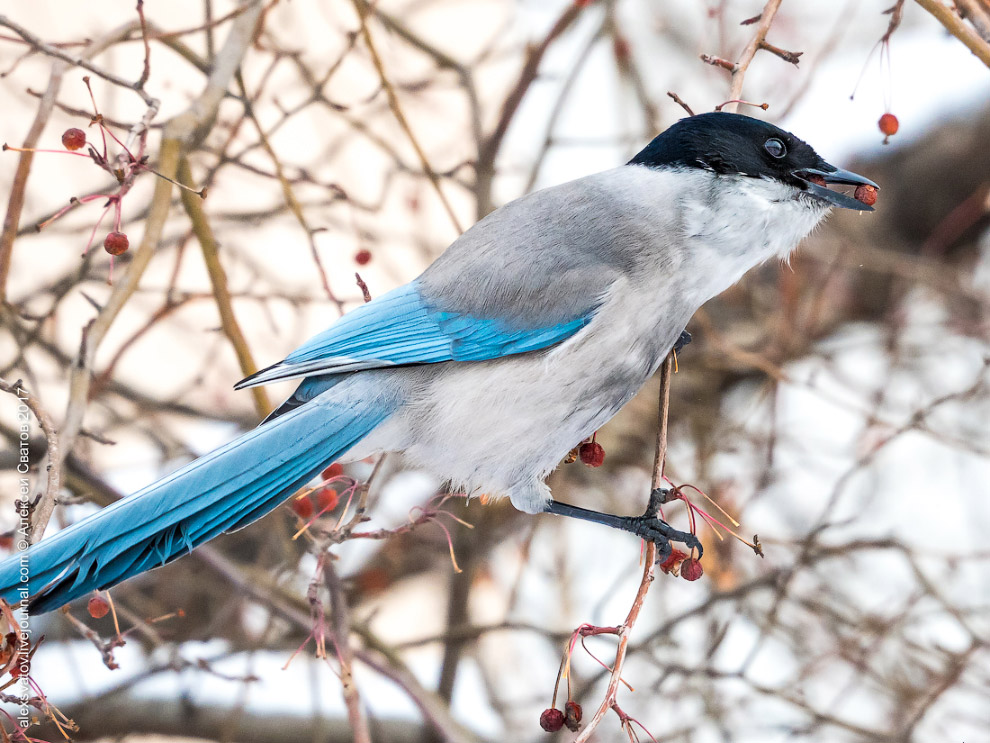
[682,170,828,257]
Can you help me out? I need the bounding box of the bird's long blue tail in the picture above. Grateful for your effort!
[0,375,398,614]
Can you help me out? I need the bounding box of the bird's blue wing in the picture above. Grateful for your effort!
[236,280,594,388]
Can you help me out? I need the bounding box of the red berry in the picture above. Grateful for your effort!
[540,708,565,732]
[680,558,704,582]
[354,249,372,266]
[61,128,86,151]
[316,487,339,513]
[290,496,314,519]
[658,548,688,574]
[564,701,583,731]
[103,231,129,256]
[878,113,899,137]
[321,462,344,480]
[854,184,877,207]
[88,595,110,618]
[578,441,605,467]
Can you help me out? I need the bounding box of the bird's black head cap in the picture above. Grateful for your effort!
[629,112,878,210]
[630,112,829,187]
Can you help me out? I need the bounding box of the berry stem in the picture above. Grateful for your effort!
[2,144,91,158]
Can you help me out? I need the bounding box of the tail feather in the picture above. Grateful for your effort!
[0,377,398,614]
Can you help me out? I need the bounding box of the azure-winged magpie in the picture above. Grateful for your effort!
[0,112,877,613]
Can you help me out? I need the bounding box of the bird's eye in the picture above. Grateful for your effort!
[764,138,787,158]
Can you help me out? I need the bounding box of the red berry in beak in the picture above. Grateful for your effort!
[854,184,877,206]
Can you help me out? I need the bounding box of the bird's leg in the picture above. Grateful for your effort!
[544,488,702,562]
[672,329,692,354]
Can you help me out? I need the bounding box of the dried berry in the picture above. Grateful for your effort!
[290,495,314,519]
[88,595,110,618]
[61,128,86,151]
[578,441,605,467]
[878,113,899,137]
[658,548,688,574]
[854,184,877,207]
[103,231,129,256]
[806,174,826,187]
[564,701,583,731]
[354,249,372,266]
[316,487,339,513]
[680,558,704,582]
[540,708,565,732]
[321,462,344,480]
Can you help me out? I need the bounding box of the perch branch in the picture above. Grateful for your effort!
[914,0,990,67]
[573,352,676,742]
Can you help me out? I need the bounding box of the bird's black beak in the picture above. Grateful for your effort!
[795,166,878,212]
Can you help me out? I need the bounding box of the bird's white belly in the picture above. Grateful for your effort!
[347,293,685,513]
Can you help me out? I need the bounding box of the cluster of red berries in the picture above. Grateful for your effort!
[540,700,583,733]
[657,547,704,581]
[60,127,132,257]
[289,463,344,519]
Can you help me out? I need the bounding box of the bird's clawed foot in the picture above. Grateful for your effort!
[627,487,702,562]
[543,489,702,563]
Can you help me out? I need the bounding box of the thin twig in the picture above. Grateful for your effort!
[0,378,59,543]
[666,91,696,116]
[56,0,265,466]
[914,0,990,67]
[723,0,785,112]
[135,0,152,89]
[234,72,343,311]
[574,353,675,742]
[324,556,372,743]
[349,0,463,234]
[475,1,584,217]
[0,14,157,107]
[177,156,270,418]
[0,20,142,303]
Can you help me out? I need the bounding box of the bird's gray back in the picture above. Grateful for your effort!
[417,167,681,327]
